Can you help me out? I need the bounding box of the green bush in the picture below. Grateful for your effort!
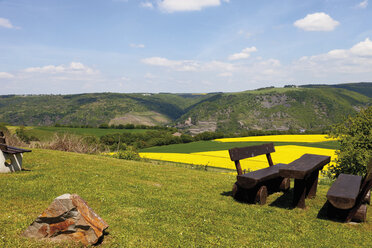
[15,126,39,143]
[99,123,109,129]
[327,106,371,178]
[113,147,141,161]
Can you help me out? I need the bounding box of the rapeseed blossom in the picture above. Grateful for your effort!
[139,145,336,173]
[214,134,335,143]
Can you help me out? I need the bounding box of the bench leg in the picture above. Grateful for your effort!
[232,183,256,203]
[255,186,267,205]
[280,178,290,192]
[293,179,307,209]
[351,204,367,222]
[306,170,319,199]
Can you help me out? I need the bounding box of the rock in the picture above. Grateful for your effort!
[22,194,109,246]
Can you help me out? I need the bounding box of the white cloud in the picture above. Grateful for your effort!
[356,0,368,8]
[140,2,154,8]
[218,72,233,77]
[142,57,200,71]
[350,38,372,56]
[228,47,257,60]
[294,38,372,75]
[0,18,16,29]
[24,62,98,75]
[158,0,225,12]
[142,57,237,73]
[0,72,14,79]
[294,12,339,31]
[130,43,145,48]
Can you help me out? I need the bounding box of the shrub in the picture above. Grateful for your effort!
[327,106,372,178]
[15,126,39,143]
[113,147,141,161]
[31,133,102,154]
[99,123,109,129]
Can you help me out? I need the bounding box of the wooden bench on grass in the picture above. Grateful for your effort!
[279,154,331,209]
[229,143,290,205]
[0,131,31,173]
[326,159,372,222]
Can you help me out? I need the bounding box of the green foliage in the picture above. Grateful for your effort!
[15,126,39,143]
[328,107,372,178]
[112,146,141,161]
[194,131,225,141]
[0,123,9,133]
[98,123,109,129]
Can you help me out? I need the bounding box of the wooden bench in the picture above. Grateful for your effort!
[0,131,31,173]
[229,143,290,205]
[326,159,372,222]
[279,154,331,208]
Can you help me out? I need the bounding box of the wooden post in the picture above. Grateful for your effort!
[255,186,267,205]
[352,204,367,222]
[306,171,319,198]
[234,160,243,175]
[293,179,307,209]
[266,153,274,167]
[280,178,290,192]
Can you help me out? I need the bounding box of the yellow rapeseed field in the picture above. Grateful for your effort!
[139,145,336,173]
[214,134,335,143]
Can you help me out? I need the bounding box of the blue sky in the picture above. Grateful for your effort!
[0,0,372,94]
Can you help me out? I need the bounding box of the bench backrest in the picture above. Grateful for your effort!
[346,158,372,222]
[229,143,275,175]
[360,158,372,196]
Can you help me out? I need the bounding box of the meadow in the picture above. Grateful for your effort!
[0,148,371,247]
[139,135,338,172]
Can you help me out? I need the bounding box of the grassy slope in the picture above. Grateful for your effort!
[0,149,370,247]
[140,140,340,153]
[301,82,372,98]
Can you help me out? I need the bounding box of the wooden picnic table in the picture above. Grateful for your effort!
[279,154,331,208]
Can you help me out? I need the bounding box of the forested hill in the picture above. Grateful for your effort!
[0,83,370,133]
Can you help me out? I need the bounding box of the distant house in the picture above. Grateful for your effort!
[172,132,182,137]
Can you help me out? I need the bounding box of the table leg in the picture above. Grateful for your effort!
[306,170,319,199]
[293,179,307,209]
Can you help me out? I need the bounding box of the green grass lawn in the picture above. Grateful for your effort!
[140,140,339,153]
[0,149,370,247]
[7,126,148,141]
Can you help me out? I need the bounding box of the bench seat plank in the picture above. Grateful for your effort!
[279,154,330,179]
[0,144,31,154]
[237,163,287,188]
[327,174,363,210]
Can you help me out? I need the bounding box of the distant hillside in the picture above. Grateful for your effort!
[301,82,372,98]
[0,93,215,127]
[0,83,370,132]
[175,86,371,133]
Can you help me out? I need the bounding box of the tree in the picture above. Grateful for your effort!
[327,106,371,178]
